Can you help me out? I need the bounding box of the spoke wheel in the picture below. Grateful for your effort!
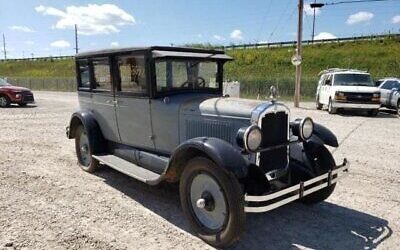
[0,96,10,108]
[180,157,245,248]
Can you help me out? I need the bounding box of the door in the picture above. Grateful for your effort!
[380,81,394,105]
[114,54,154,150]
[90,57,120,142]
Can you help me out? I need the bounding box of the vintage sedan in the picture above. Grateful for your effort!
[66,46,348,247]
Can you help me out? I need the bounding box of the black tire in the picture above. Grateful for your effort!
[19,103,27,107]
[75,125,99,173]
[301,145,336,205]
[180,157,245,248]
[397,101,400,117]
[316,96,323,110]
[367,109,379,117]
[328,99,337,114]
[301,184,336,205]
[0,95,10,108]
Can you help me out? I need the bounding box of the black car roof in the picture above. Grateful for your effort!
[76,46,230,59]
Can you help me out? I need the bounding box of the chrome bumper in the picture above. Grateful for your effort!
[333,102,379,109]
[244,158,349,213]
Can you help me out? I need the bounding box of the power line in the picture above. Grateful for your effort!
[324,0,396,5]
[2,34,6,60]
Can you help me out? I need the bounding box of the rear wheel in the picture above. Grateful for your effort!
[328,99,337,114]
[397,101,400,116]
[75,125,99,172]
[180,157,245,248]
[0,96,10,108]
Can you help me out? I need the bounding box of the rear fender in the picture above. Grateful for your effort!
[68,110,106,154]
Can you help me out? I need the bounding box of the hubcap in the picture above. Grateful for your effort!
[190,173,227,231]
[79,131,90,166]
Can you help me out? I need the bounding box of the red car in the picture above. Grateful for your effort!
[0,78,35,107]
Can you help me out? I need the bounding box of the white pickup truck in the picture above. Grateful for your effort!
[315,69,381,116]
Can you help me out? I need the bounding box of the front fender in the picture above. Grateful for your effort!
[310,123,338,147]
[165,137,249,181]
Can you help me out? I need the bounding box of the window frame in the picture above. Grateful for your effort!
[114,51,150,98]
[150,56,223,98]
[90,56,113,94]
[76,59,91,92]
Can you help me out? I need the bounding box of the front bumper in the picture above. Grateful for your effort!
[244,158,349,213]
[333,101,379,110]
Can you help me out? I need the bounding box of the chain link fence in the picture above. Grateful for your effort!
[2,76,318,99]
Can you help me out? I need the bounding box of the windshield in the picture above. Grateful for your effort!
[155,59,219,93]
[0,78,11,86]
[333,74,374,87]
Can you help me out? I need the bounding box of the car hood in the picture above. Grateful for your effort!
[332,85,380,93]
[0,86,31,92]
[197,97,264,118]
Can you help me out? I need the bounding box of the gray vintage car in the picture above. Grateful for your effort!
[67,46,348,247]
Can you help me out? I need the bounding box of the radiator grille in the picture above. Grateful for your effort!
[343,92,374,103]
[185,119,232,143]
[258,111,288,173]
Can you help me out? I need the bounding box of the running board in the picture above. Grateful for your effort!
[92,154,163,185]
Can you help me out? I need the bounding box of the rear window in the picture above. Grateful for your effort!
[77,60,90,89]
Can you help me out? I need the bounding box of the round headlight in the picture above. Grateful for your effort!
[245,125,262,152]
[300,117,314,140]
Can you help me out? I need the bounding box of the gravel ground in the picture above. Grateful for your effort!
[0,91,399,250]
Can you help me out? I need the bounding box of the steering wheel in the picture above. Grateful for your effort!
[180,77,206,88]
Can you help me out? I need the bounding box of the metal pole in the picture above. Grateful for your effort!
[74,24,79,54]
[2,34,7,60]
[311,0,316,43]
[294,0,304,108]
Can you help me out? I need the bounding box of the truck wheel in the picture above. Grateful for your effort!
[180,157,245,248]
[0,96,10,108]
[75,125,99,173]
[367,109,379,117]
[316,96,323,110]
[397,101,400,117]
[328,99,337,114]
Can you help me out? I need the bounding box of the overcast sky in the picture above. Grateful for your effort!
[0,0,399,58]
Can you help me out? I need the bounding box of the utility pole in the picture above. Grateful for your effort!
[2,34,7,60]
[74,24,79,54]
[311,0,316,42]
[294,0,304,107]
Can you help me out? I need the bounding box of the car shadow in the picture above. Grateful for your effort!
[336,109,398,118]
[94,167,392,249]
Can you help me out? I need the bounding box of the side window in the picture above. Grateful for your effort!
[382,81,394,90]
[325,74,332,85]
[117,55,147,94]
[77,60,90,89]
[92,58,112,91]
[395,82,400,89]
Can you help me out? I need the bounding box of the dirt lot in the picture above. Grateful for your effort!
[0,91,399,249]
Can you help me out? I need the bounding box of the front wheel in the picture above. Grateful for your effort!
[75,125,99,173]
[0,96,10,108]
[367,109,379,117]
[180,157,245,248]
[328,99,337,114]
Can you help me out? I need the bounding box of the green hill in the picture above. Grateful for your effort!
[1,36,399,97]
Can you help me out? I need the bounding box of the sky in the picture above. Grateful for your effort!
[0,0,399,58]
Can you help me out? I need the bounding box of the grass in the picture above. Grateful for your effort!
[1,36,399,97]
